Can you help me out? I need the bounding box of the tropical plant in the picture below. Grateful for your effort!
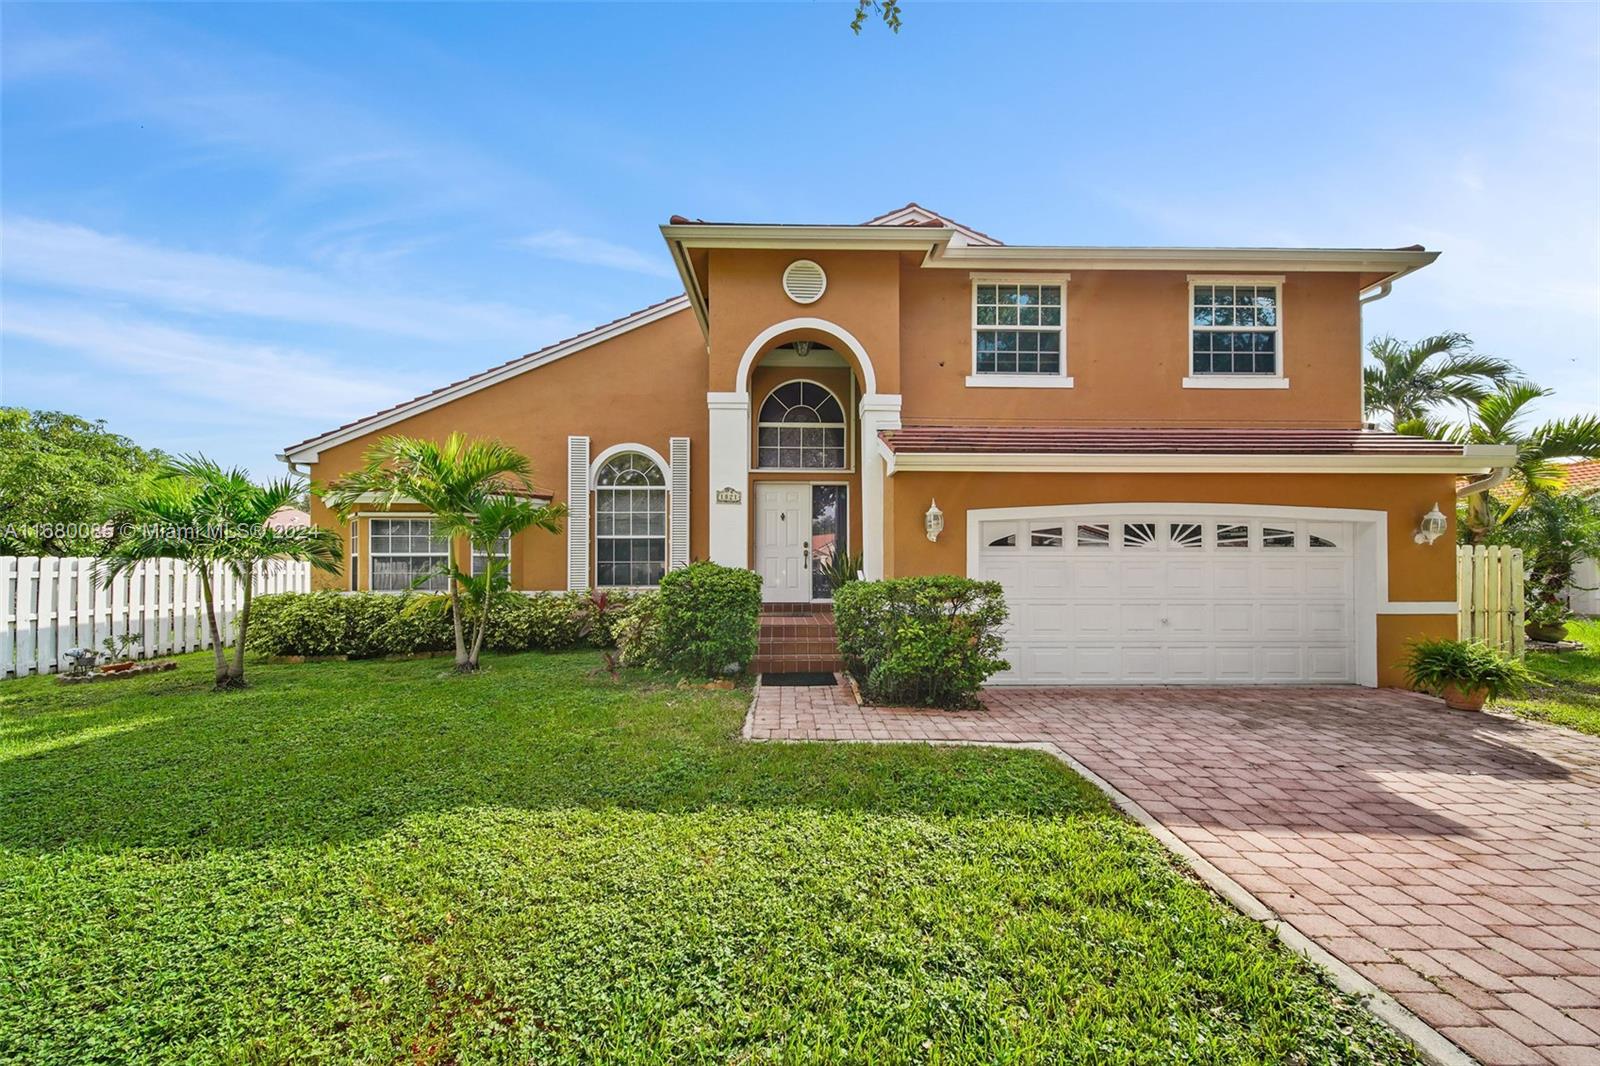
[1490,491,1600,631]
[1451,382,1600,542]
[322,434,565,672]
[818,548,864,594]
[1362,333,1517,431]
[1401,638,1532,703]
[652,561,763,678]
[834,576,1010,709]
[99,456,343,689]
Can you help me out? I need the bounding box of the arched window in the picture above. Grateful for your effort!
[757,381,846,469]
[594,451,667,587]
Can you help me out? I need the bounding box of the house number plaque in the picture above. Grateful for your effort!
[715,487,742,504]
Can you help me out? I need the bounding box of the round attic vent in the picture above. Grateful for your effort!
[782,259,827,304]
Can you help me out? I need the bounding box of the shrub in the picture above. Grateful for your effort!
[834,576,1010,709]
[1401,638,1532,700]
[371,594,454,654]
[613,591,664,669]
[653,562,762,678]
[344,594,402,657]
[246,591,400,658]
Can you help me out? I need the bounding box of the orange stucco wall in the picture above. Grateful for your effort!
[307,307,708,591]
[883,469,1459,686]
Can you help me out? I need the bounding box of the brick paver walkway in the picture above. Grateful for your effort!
[747,680,1600,1066]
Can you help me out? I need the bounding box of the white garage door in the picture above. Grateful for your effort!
[978,513,1357,685]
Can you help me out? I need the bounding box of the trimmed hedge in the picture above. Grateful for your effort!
[246,590,635,658]
[833,576,1010,709]
[653,562,762,678]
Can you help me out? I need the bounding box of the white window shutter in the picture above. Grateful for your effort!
[567,436,590,590]
[669,437,690,570]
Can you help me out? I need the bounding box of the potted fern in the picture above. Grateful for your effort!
[1401,638,1532,711]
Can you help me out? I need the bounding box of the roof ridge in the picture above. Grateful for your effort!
[281,293,690,458]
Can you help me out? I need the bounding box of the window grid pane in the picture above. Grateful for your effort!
[975,281,1065,376]
[595,452,668,587]
[370,517,449,591]
[1192,283,1279,376]
[757,381,847,469]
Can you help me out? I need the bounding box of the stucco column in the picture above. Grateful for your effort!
[706,391,750,568]
[858,393,902,580]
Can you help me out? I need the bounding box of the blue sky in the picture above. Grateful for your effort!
[2,2,1596,478]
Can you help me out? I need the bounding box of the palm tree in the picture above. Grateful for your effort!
[322,434,565,672]
[100,457,343,689]
[1453,382,1600,542]
[1363,332,1517,430]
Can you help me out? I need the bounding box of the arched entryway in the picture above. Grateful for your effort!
[707,317,900,590]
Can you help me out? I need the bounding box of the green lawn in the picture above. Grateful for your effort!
[1,651,1417,1065]
[1491,618,1600,737]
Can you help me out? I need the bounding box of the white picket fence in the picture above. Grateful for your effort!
[1,556,312,679]
[1457,544,1526,657]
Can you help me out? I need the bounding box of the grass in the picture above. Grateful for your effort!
[1491,617,1600,737]
[0,651,1419,1065]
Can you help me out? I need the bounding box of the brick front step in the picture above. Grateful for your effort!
[756,604,841,675]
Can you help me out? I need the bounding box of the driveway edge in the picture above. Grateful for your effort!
[742,693,1478,1066]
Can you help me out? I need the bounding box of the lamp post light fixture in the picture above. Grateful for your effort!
[1414,503,1448,545]
[925,498,945,542]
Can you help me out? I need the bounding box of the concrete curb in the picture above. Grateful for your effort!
[740,698,1478,1066]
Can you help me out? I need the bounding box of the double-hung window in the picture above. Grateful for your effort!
[969,277,1071,387]
[1186,277,1287,388]
[594,452,667,588]
[369,517,449,592]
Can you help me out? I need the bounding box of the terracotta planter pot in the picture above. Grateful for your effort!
[99,661,136,674]
[1441,683,1488,712]
[1526,621,1569,643]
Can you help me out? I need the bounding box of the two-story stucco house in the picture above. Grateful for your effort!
[281,204,1515,688]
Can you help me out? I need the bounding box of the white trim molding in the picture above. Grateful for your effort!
[706,392,751,568]
[962,502,1393,687]
[883,449,1515,476]
[858,393,902,581]
[1183,376,1289,390]
[735,317,878,395]
[966,374,1075,389]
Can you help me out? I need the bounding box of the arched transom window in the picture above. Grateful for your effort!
[757,381,846,469]
[595,452,666,587]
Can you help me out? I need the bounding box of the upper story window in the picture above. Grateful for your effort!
[969,278,1071,388]
[594,452,667,588]
[757,381,846,469]
[369,516,450,592]
[1187,277,1287,389]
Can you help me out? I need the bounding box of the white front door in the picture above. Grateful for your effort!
[978,511,1358,685]
[755,483,808,602]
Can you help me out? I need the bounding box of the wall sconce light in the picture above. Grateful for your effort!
[925,498,945,542]
[1414,503,1448,545]
[792,340,813,359]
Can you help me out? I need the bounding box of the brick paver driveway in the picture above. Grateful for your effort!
[747,682,1600,1066]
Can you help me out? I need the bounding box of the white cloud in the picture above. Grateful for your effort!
[0,216,575,345]
[1,302,428,424]
[518,229,678,279]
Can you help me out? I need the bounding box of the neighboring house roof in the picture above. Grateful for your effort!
[1558,459,1600,493]
[878,427,1517,474]
[280,294,690,463]
[266,506,311,530]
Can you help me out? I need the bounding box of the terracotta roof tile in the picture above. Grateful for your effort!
[879,426,1468,456]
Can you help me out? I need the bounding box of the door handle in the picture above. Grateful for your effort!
[803,542,810,567]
